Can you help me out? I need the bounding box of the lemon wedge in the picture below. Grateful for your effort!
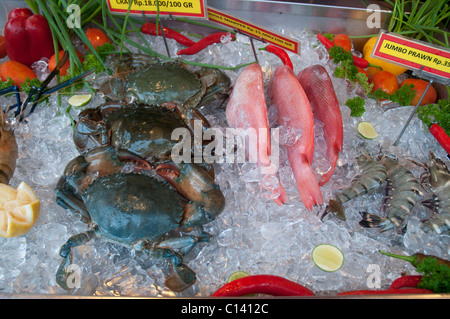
[227,271,251,283]
[357,121,379,140]
[312,244,344,272]
[0,182,40,238]
[68,94,92,107]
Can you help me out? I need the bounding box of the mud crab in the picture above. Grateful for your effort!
[73,102,194,158]
[55,145,225,292]
[100,54,231,122]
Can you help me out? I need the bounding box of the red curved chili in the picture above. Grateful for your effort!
[390,275,423,289]
[317,33,334,50]
[317,33,376,70]
[429,123,450,154]
[263,44,293,70]
[177,32,235,56]
[141,22,195,47]
[338,288,433,296]
[211,275,315,297]
[352,55,369,68]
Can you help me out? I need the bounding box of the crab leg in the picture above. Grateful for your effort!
[156,162,225,228]
[158,232,211,256]
[137,245,196,292]
[56,228,97,290]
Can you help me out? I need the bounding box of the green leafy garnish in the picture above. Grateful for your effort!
[329,45,418,115]
[416,257,450,293]
[0,77,42,95]
[417,99,450,135]
[345,96,366,117]
[368,84,416,107]
[0,78,14,91]
[330,46,373,96]
[82,42,115,74]
[20,78,43,94]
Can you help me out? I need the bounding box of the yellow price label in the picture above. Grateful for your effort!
[208,7,300,54]
[372,32,450,82]
[107,0,207,18]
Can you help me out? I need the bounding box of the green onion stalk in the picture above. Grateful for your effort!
[351,0,449,48]
[26,0,253,78]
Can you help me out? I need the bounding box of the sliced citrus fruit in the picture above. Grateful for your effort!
[312,244,344,272]
[68,94,92,107]
[0,182,40,238]
[227,271,251,283]
[357,121,379,139]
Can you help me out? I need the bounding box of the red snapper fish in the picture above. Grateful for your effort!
[297,65,343,186]
[268,65,323,210]
[226,63,287,205]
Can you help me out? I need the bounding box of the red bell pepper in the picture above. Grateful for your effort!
[4,8,54,67]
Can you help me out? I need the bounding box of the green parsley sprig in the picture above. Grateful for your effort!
[329,45,417,116]
[380,250,450,293]
[345,96,366,117]
[417,98,450,135]
[416,256,450,293]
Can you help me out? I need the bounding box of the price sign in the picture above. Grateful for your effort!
[372,31,450,84]
[106,0,208,19]
[207,7,300,55]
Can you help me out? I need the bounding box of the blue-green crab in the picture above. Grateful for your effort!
[100,54,230,122]
[73,102,193,159]
[55,54,228,292]
[55,145,225,292]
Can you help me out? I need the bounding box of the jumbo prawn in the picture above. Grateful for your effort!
[360,156,423,232]
[0,111,18,185]
[268,65,323,210]
[419,152,450,235]
[297,65,343,186]
[226,63,287,205]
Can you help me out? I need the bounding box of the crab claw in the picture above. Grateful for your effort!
[165,259,196,292]
[84,146,152,176]
[156,162,225,228]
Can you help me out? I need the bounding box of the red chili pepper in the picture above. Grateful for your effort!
[352,55,369,69]
[317,33,378,70]
[4,8,54,67]
[263,45,294,70]
[390,275,423,289]
[317,33,334,51]
[141,22,195,47]
[211,274,315,297]
[177,32,235,56]
[429,123,450,155]
[337,288,433,296]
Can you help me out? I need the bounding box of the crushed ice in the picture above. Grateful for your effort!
[0,25,448,297]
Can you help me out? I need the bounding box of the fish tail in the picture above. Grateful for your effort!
[273,180,288,206]
[292,157,323,210]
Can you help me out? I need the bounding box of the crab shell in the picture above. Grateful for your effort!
[74,103,192,159]
[83,172,185,244]
[101,57,230,111]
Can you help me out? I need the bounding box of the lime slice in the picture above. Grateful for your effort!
[227,271,250,283]
[68,94,92,107]
[312,244,344,272]
[357,121,379,139]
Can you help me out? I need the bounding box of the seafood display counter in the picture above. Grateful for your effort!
[0,0,449,299]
